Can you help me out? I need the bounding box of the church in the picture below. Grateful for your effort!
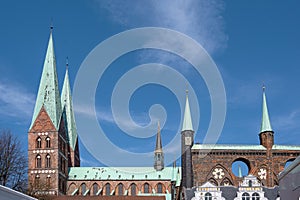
[27,28,300,200]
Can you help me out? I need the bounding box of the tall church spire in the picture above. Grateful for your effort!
[154,121,164,171]
[61,62,78,150]
[155,121,162,151]
[182,90,193,131]
[30,28,62,130]
[260,86,272,133]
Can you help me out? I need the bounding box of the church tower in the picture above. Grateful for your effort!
[28,28,69,196]
[258,86,274,186]
[154,121,164,171]
[181,90,194,189]
[61,63,80,167]
[259,86,274,149]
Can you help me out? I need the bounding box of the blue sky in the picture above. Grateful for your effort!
[0,1,300,170]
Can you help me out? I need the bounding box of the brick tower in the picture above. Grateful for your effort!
[28,28,80,197]
[181,90,194,189]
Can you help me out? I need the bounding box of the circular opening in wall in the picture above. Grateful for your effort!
[231,159,250,177]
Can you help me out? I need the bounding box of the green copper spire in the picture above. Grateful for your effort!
[238,165,242,178]
[30,29,62,130]
[260,86,273,133]
[182,90,193,131]
[61,64,78,150]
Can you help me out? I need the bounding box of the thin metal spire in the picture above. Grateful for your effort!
[260,86,273,132]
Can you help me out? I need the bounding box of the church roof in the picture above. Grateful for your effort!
[260,87,273,133]
[30,29,62,130]
[192,144,300,151]
[68,167,181,181]
[182,91,193,131]
[61,67,78,150]
[191,144,266,150]
[272,145,300,150]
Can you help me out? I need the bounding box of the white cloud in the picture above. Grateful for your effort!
[273,109,300,132]
[0,81,35,119]
[95,0,227,55]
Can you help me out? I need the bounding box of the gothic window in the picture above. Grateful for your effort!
[46,175,51,188]
[46,137,51,148]
[93,183,99,195]
[131,184,136,196]
[205,192,212,200]
[35,174,40,187]
[252,193,260,200]
[157,183,162,193]
[46,154,51,168]
[81,183,86,195]
[242,192,250,200]
[144,183,149,193]
[118,183,123,196]
[105,183,110,195]
[36,154,41,168]
[36,137,42,148]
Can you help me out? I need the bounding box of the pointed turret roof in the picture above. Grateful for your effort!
[260,86,273,133]
[238,165,242,177]
[30,29,62,130]
[61,64,78,150]
[155,121,162,152]
[182,90,193,131]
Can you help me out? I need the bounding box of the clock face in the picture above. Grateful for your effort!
[185,136,192,145]
[258,168,267,180]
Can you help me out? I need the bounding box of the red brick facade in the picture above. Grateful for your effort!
[191,131,300,187]
[28,106,69,196]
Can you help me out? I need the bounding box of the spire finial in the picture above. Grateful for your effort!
[50,18,54,32]
[66,57,69,70]
[186,83,189,96]
[262,84,266,92]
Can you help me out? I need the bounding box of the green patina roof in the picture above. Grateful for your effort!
[30,30,62,130]
[260,87,273,133]
[68,167,181,181]
[238,165,242,177]
[192,144,300,151]
[272,145,300,150]
[61,67,78,150]
[192,144,266,150]
[182,92,193,131]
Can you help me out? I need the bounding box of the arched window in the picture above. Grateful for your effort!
[157,183,163,193]
[81,183,86,195]
[36,154,41,168]
[144,183,149,193]
[46,137,51,148]
[105,183,110,195]
[242,192,250,200]
[205,192,212,200]
[117,183,123,196]
[46,175,51,188]
[36,137,42,148]
[252,193,260,200]
[93,183,99,195]
[46,154,51,168]
[35,174,40,187]
[131,184,136,196]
